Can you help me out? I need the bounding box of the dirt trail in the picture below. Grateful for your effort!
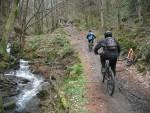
[65,26,150,113]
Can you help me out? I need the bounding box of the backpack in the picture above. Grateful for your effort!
[105,37,117,50]
[87,33,94,40]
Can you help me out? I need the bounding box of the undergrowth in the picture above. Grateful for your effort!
[63,63,88,113]
[24,28,88,113]
[116,31,150,72]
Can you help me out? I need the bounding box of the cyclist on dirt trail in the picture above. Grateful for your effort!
[94,31,121,76]
[86,30,96,44]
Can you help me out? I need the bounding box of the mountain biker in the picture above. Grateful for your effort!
[94,31,121,76]
[86,30,96,44]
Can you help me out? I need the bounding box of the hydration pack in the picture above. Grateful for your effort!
[87,33,94,40]
[105,37,117,50]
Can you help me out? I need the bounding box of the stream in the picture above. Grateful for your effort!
[5,59,44,113]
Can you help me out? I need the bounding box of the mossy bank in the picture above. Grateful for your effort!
[23,28,87,113]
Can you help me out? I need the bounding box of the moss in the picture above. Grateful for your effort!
[11,41,20,57]
[0,61,9,71]
[2,54,10,62]
[32,52,38,59]
[3,100,16,110]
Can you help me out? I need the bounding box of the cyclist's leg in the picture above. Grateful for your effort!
[91,39,94,44]
[109,57,117,76]
[100,54,106,72]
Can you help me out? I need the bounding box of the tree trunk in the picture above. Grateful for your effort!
[100,0,104,29]
[137,0,143,24]
[20,0,29,48]
[0,0,20,54]
[117,6,121,30]
[51,0,55,31]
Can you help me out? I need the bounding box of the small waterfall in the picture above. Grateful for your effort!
[15,59,43,111]
[6,43,11,54]
[5,43,44,112]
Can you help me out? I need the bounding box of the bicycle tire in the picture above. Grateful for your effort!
[102,70,105,83]
[88,42,93,52]
[106,68,115,96]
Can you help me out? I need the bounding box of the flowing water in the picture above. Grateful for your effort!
[15,59,43,111]
[5,59,44,112]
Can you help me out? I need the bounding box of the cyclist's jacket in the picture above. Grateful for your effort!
[94,37,121,57]
[86,32,96,41]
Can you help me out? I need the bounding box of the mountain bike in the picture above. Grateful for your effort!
[88,41,93,52]
[101,60,115,96]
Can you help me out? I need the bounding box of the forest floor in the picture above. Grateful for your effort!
[64,26,150,113]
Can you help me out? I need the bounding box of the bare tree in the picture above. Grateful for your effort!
[0,0,20,54]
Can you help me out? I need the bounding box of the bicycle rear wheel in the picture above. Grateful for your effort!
[88,42,93,52]
[106,68,115,96]
[101,69,105,83]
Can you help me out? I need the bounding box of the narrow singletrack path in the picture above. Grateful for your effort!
[65,26,150,113]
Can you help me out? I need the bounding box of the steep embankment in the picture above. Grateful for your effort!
[24,28,87,113]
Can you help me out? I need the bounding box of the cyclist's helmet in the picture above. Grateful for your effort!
[89,30,92,32]
[104,31,112,38]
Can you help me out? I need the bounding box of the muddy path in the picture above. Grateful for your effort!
[65,26,150,113]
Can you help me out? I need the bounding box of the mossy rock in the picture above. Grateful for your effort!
[11,41,20,56]
[0,61,9,71]
[3,100,16,110]
[37,90,49,99]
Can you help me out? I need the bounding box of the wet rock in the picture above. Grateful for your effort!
[37,82,50,99]
[8,89,20,97]
[0,75,18,97]
[37,90,49,99]
[19,79,30,84]
[29,65,38,74]
[3,99,16,110]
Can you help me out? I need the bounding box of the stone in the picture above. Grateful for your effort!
[3,99,16,110]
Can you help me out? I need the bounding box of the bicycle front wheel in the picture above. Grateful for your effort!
[106,68,115,96]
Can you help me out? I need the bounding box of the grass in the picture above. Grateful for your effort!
[24,28,88,113]
[63,63,88,113]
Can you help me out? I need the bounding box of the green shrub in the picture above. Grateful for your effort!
[70,64,83,77]
[139,44,150,63]
[137,63,146,73]
[30,39,39,50]
[118,34,138,53]
[50,34,73,60]
[52,35,69,47]
[47,49,58,62]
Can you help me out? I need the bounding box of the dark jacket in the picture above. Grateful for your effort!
[94,37,121,57]
[86,32,96,40]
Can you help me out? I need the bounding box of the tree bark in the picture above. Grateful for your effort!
[100,0,104,29]
[0,0,20,54]
[137,0,143,24]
